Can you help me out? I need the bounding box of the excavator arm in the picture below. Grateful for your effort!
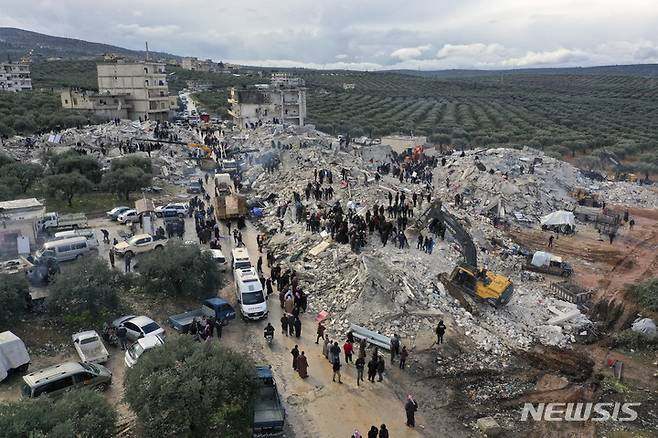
[416,200,514,308]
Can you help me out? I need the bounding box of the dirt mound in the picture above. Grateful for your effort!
[518,345,594,383]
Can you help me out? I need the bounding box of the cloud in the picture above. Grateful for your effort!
[502,48,586,67]
[390,44,431,60]
[1,0,658,70]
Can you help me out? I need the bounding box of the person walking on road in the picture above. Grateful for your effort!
[548,235,554,248]
[332,360,343,383]
[281,315,288,337]
[316,322,326,344]
[257,256,263,274]
[330,342,341,364]
[294,317,302,338]
[405,395,418,427]
[291,345,300,371]
[297,351,308,378]
[367,358,377,382]
[101,229,110,244]
[355,356,365,386]
[399,346,409,369]
[109,248,115,268]
[436,320,446,344]
[376,355,385,382]
[323,337,330,360]
[367,426,378,438]
[343,340,353,363]
[378,424,389,438]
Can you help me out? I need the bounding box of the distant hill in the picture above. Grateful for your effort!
[391,64,658,78]
[0,27,179,62]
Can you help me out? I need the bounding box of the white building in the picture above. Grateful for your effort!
[228,73,306,128]
[0,62,32,92]
[0,198,45,256]
[96,62,176,121]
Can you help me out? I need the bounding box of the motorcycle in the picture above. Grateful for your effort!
[264,333,273,345]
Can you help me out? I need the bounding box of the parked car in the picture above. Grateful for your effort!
[253,366,286,435]
[37,212,88,233]
[113,234,167,257]
[21,361,111,398]
[168,298,236,333]
[0,331,30,382]
[117,209,140,224]
[72,331,109,364]
[206,249,226,265]
[187,180,203,194]
[106,206,131,221]
[124,334,165,368]
[155,203,188,218]
[36,236,91,262]
[111,315,166,342]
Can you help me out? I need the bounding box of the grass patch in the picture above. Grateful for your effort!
[610,330,658,351]
[44,191,125,214]
[601,376,631,394]
[629,278,658,312]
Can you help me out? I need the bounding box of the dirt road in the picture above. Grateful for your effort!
[207,173,429,437]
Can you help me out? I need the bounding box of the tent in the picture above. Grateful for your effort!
[531,251,561,267]
[540,211,575,228]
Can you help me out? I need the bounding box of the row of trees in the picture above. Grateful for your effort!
[41,152,153,206]
[0,153,43,201]
[0,91,98,137]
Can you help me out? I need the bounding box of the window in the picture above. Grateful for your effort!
[124,322,139,332]
[56,245,72,253]
[35,376,74,396]
[144,67,149,74]
[145,80,149,87]
[72,242,87,250]
[142,322,160,334]
[73,372,95,383]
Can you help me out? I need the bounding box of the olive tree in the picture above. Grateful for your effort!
[47,257,124,328]
[138,241,220,298]
[0,389,116,438]
[124,337,257,437]
[43,171,94,207]
[0,274,29,326]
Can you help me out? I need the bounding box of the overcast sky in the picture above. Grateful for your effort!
[2,0,658,70]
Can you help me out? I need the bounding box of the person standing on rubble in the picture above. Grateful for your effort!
[548,235,554,247]
[390,334,400,363]
[399,346,409,370]
[436,320,446,344]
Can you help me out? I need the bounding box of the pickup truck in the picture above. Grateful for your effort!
[253,366,286,436]
[524,251,573,277]
[72,330,109,364]
[168,298,236,333]
[113,234,168,257]
[37,212,88,233]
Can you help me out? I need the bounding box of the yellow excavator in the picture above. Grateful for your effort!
[417,200,514,310]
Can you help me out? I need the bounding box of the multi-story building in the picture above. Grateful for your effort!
[0,62,32,92]
[228,73,306,128]
[96,61,175,121]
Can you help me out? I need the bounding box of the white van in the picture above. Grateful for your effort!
[36,237,91,262]
[234,267,267,320]
[231,247,252,270]
[53,230,99,249]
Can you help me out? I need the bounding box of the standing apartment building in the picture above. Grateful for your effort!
[0,62,32,92]
[228,73,306,128]
[96,62,175,121]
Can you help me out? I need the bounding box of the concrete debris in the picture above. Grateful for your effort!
[476,416,503,437]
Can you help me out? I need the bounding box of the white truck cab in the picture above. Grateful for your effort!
[231,247,252,270]
[234,267,267,320]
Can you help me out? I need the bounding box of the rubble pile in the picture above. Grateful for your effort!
[230,126,605,358]
[0,120,204,186]
[433,148,658,222]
